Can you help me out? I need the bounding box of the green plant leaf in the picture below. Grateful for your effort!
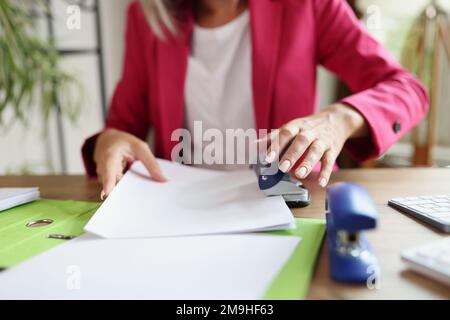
[0,0,83,128]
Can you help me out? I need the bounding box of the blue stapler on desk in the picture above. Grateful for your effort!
[326,182,379,283]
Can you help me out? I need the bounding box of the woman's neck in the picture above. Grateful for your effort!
[195,0,248,28]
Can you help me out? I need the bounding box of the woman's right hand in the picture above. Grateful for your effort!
[94,129,167,199]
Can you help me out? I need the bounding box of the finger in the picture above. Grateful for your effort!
[133,142,167,182]
[100,155,124,197]
[278,131,314,173]
[294,140,327,179]
[266,125,300,163]
[255,129,279,145]
[255,132,271,143]
[102,174,116,199]
[255,130,278,160]
[318,150,336,187]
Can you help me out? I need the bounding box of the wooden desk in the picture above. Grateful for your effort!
[1,168,450,299]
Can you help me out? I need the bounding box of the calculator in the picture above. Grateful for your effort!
[388,195,450,233]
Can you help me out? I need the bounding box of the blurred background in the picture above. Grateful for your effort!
[0,0,449,175]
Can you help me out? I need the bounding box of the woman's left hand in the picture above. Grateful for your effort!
[261,104,369,187]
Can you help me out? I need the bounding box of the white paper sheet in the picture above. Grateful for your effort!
[84,160,295,238]
[0,234,300,300]
[0,188,40,212]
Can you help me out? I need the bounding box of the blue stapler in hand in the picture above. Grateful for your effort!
[253,161,310,208]
[326,182,379,283]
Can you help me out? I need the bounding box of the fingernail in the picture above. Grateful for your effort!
[265,151,276,163]
[154,171,168,182]
[296,166,308,179]
[279,160,291,173]
[100,190,106,201]
[319,178,327,188]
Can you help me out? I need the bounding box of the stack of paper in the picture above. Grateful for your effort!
[85,159,295,238]
[0,234,300,299]
[0,160,302,299]
[0,188,40,212]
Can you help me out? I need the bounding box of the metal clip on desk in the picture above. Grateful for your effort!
[326,182,379,283]
[254,162,310,208]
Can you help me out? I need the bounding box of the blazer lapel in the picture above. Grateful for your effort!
[249,0,283,132]
[156,7,193,159]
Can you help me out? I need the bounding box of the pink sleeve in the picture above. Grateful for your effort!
[81,2,151,177]
[314,0,429,161]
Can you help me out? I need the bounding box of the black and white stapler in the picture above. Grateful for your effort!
[253,161,311,208]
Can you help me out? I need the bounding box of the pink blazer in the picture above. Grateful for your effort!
[82,0,429,177]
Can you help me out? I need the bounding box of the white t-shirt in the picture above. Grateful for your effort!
[184,10,255,170]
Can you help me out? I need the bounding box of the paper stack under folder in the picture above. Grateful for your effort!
[0,188,40,212]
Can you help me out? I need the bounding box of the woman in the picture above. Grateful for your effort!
[82,0,428,198]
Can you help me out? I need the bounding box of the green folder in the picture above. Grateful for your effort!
[0,199,325,299]
[0,199,100,268]
[264,218,326,299]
